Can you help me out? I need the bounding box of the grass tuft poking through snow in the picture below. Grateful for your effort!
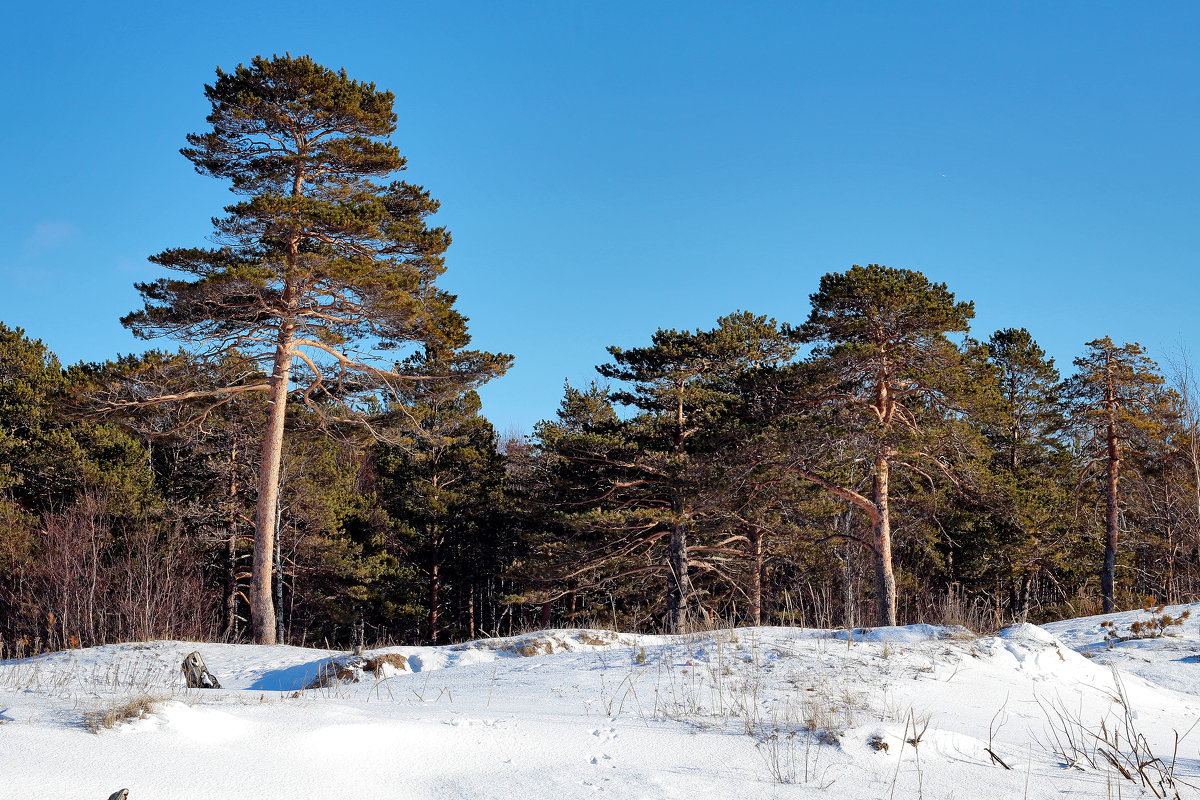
[83,693,164,734]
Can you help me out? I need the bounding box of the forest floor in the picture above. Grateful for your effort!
[3,605,1200,799]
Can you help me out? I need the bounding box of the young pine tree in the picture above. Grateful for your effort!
[539,313,793,632]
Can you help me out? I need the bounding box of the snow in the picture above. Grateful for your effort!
[3,613,1200,798]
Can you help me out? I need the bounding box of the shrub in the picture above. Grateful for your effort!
[1101,605,1190,648]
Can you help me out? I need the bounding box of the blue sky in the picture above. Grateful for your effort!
[2,3,1198,433]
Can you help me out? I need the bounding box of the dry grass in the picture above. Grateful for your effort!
[920,591,1003,635]
[84,693,162,733]
[305,657,364,689]
[1036,664,1196,797]
[576,631,621,647]
[501,639,559,657]
[363,654,409,675]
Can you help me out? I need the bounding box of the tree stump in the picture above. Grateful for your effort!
[181,651,221,689]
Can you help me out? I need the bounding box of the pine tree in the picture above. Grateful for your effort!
[532,313,793,632]
[1066,337,1175,613]
[0,323,74,502]
[519,381,622,623]
[790,264,978,626]
[978,328,1072,621]
[115,55,509,643]
[375,346,508,644]
[0,325,154,512]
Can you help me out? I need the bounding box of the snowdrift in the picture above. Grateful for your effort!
[3,607,1200,798]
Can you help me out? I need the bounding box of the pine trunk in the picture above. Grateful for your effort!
[1102,418,1120,614]
[467,583,475,640]
[665,520,691,633]
[274,523,285,644]
[872,455,897,627]
[748,529,763,626]
[429,530,440,644]
[222,443,238,639]
[1015,571,1032,622]
[250,333,294,645]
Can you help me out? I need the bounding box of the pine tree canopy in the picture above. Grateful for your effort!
[1068,337,1174,450]
[118,53,509,430]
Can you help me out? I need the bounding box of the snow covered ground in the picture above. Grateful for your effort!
[3,607,1200,799]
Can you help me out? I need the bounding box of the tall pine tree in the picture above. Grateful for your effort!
[115,55,509,643]
[790,264,978,626]
[1067,337,1174,613]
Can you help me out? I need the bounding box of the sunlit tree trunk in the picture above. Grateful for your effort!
[872,455,897,626]
[251,320,294,645]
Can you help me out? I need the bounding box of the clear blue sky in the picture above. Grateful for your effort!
[2,2,1197,433]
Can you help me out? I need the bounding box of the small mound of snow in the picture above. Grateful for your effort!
[300,651,419,687]
[997,623,1059,645]
[450,648,500,668]
[926,728,993,764]
[407,652,454,673]
[374,660,404,678]
[831,624,948,643]
[157,701,250,744]
[450,629,641,659]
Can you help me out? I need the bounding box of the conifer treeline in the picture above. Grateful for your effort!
[3,263,1199,650]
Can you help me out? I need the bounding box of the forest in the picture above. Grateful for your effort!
[3,55,1199,654]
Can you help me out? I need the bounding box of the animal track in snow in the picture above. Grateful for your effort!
[591,726,618,742]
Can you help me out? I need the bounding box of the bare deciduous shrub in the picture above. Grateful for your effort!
[3,492,221,652]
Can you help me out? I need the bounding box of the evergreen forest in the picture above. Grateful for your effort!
[3,55,1199,653]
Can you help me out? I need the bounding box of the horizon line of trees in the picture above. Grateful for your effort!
[3,260,1200,651]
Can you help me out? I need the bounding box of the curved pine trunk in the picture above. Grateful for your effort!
[250,336,293,645]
